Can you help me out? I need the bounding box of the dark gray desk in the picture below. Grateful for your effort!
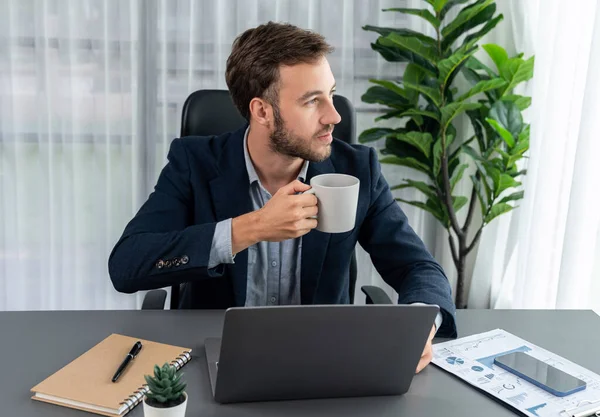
[2,309,598,416]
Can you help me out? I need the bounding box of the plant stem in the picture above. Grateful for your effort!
[466,225,484,254]
[462,184,478,233]
[441,130,462,238]
[448,232,459,265]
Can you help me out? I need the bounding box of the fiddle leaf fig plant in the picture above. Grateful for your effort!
[360,0,534,308]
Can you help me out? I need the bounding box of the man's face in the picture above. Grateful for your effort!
[268,57,341,162]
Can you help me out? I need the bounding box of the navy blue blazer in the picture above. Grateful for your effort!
[109,126,457,337]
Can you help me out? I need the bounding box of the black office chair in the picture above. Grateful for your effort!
[141,90,392,310]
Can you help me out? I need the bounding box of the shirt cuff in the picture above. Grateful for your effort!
[410,302,443,335]
[208,218,235,269]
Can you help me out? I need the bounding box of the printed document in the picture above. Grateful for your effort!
[432,329,600,417]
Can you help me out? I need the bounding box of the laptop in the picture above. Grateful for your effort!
[205,304,439,404]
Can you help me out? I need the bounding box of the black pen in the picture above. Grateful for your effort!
[112,341,142,382]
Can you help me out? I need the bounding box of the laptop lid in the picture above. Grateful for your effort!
[209,304,439,403]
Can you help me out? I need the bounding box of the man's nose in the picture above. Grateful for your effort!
[321,99,342,126]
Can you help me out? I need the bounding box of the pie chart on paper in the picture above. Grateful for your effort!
[446,356,465,365]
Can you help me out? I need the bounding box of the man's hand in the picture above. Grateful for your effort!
[257,180,318,241]
[416,324,436,373]
[231,180,318,254]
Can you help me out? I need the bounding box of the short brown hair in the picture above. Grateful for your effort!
[225,22,334,120]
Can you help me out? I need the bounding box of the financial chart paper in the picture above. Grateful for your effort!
[432,329,600,417]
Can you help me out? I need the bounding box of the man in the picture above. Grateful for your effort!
[109,22,457,373]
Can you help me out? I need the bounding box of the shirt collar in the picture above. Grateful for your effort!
[243,126,309,185]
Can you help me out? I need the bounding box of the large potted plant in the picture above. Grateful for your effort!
[360,0,534,308]
[143,363,188,417]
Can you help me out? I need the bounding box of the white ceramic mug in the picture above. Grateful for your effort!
[304,174,360,233]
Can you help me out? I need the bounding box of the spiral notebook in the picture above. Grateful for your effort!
[30,333,192,416]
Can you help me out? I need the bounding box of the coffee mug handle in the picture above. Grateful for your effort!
[301,188,317,219]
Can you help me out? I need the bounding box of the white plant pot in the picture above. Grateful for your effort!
[143,393,188,417]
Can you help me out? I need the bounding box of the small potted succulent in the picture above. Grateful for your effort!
[143,363,188,417]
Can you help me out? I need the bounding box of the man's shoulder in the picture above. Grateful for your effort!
[167,126,246,171]
[176,130,236,158]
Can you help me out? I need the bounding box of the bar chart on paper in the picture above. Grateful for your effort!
[432,329,600,417]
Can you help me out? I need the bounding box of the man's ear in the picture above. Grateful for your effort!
[248,98,272,127]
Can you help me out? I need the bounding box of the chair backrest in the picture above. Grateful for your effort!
[172,89,357,309]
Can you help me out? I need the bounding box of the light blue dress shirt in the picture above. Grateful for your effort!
[207,128,442,331]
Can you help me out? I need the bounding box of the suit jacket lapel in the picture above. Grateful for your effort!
[301,158,335,304]
[209,126,252,306]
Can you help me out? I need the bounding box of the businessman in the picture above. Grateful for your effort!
[109,22,457,373]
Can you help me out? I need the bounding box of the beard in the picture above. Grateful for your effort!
[269,104,333,163]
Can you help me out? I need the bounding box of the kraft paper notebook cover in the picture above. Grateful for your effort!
[30,333,192,416]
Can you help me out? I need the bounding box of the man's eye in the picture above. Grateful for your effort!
[307,98,318,105]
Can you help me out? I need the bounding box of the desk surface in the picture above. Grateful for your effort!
[2,309,598,417]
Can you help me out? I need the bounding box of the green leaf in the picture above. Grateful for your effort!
[486,118,515,148]
[463,144,485,162]
[483,163,501,192]
[499,190,524,204]
[500,56,535,94]
[466,110,486,151]
[380,33,439,65]
[450,163,468,192]
[458,78,507,101]
[384,8,441,28]
[453,196,469,212]
[489,100,523,141]
[465,56,497,77]
[370,40,438,76]
[362,86,410,108]
[374,110,406,121]
[462,67,491,90]
[396,198,448,225]
[441,101,482,131]
[484,203,514,223]
[403,64,426,103]
[363,26,438,47]
[433,0,448,12]
[496,173,520,196]
[403,81,442,107]
[380,156,431,175]
[392,179,438,200]
[394,132,434,158]
[359,127,398,143]
[438,48,477,87]
[368,79,411,100]
[153,394,168,403]
[483,44,509,73]
[171,381,186,393]
[441,0,496,52]
[439,0,471,21]
[433,138,443,176]
[502,94,532,111]
[400,108,441,122]
[461,15,504,51]
[471,174,487,214]
[518,124,530,143]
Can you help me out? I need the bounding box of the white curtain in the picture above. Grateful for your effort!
[469,0,600,313]
[1,0,445,310]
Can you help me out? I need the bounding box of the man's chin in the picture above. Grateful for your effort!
[308,147,331,163]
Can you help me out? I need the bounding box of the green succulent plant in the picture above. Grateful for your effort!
[144,363,187,407]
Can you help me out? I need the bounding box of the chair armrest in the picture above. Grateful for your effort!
[141,289,167,310]
[361,285,393,305]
